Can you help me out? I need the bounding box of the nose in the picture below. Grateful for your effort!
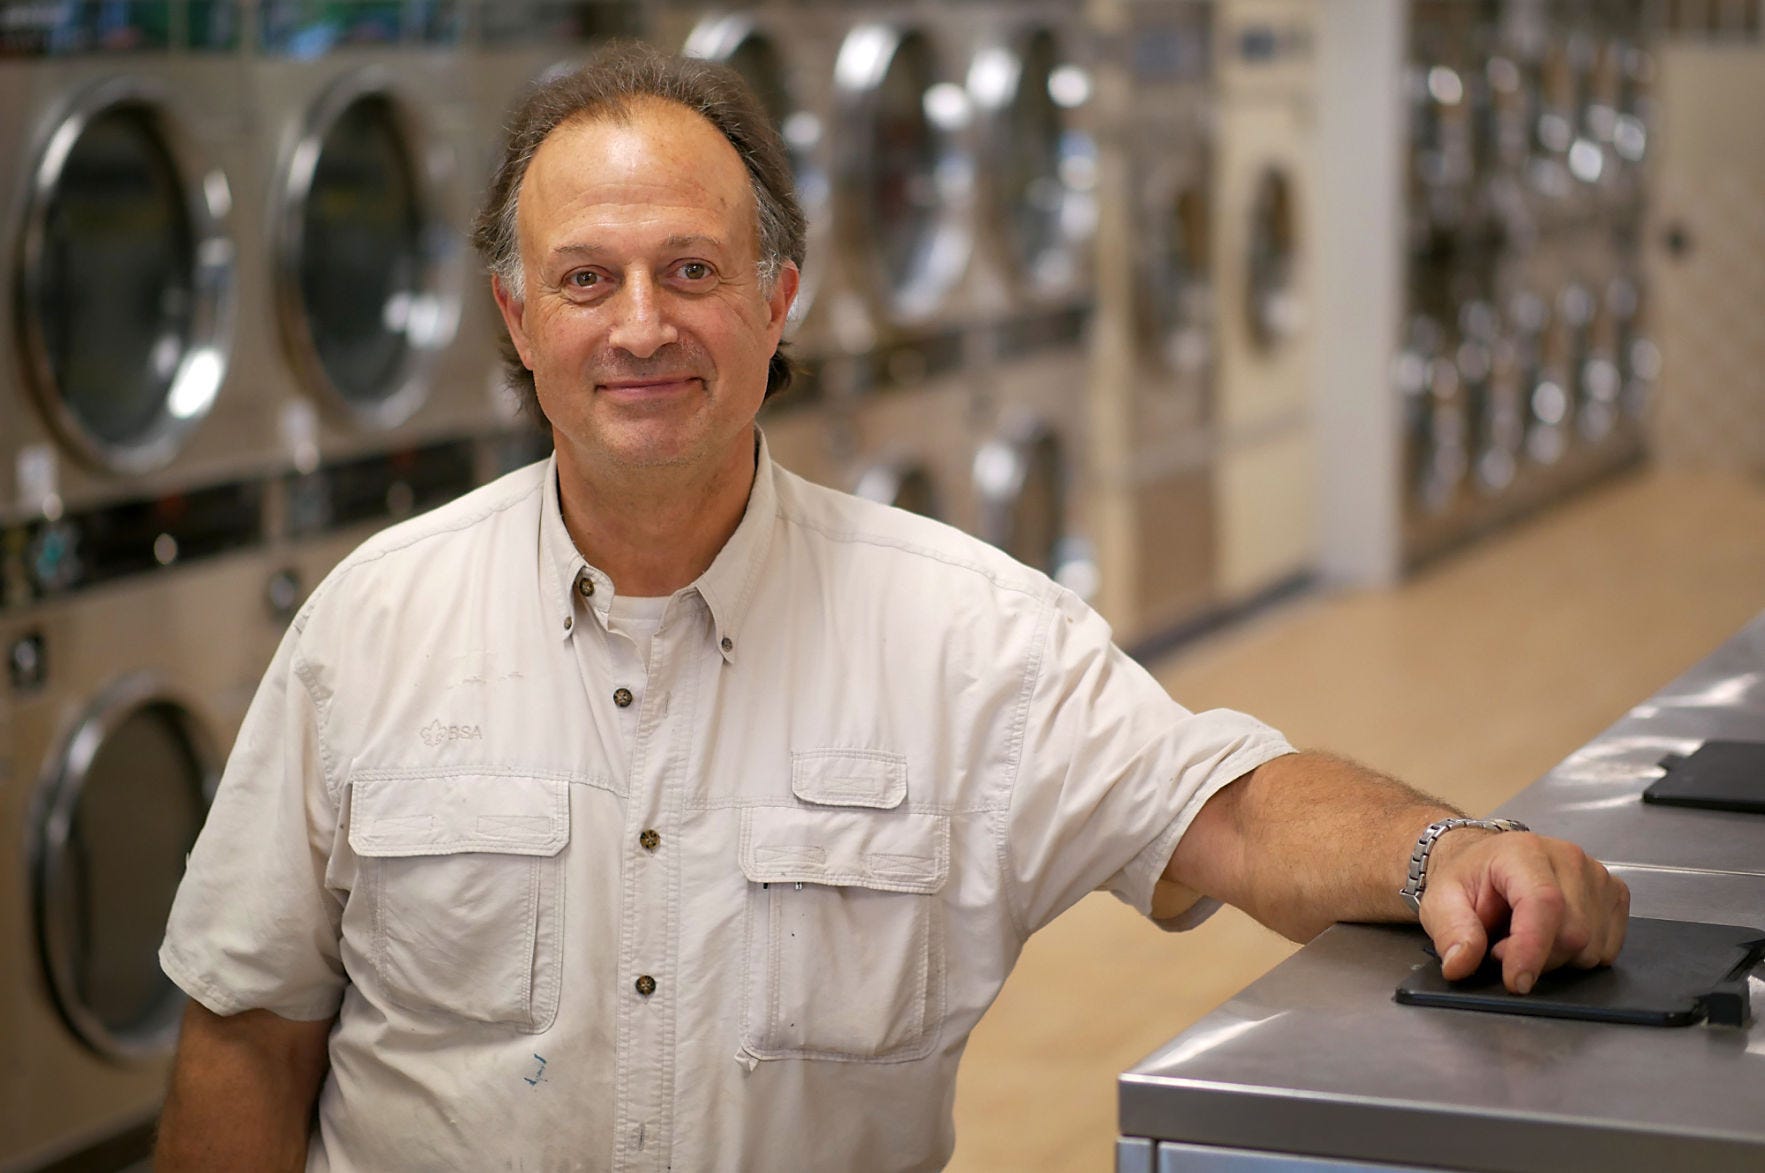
[605,271,679,359]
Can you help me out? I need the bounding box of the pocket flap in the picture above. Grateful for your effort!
[739,806,948,894]
[349,774,570,858]
[790,749,908,809]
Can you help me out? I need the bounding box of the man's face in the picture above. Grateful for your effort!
[494,99,797,482]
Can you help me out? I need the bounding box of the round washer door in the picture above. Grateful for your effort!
[855,459,942,521]
[1244,167,1302,353]
[973,25,1096,296]
[838,24,973,323]
[1139,166,1212,379]
[976,421,1067,576]
[279,75,458,429]
[17,81,234,474]
[31,676,218,1061]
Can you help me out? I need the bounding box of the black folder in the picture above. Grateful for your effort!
[1642,740,1765,814]
[1395,916,1765,1027]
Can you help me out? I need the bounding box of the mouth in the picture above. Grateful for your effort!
[597,376,702,398]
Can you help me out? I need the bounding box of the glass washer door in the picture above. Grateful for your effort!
[855,459,941,521]
[1140,165,1212,379]
[280,76,455,429]
[983,26,1094,295]
[18,82,233,474]
[839,24,972,323]
[31,676,217,1061]
[1245,167,1301,353]
[977,421,1066,575]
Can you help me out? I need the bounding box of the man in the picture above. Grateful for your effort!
[156,44,1627,1172]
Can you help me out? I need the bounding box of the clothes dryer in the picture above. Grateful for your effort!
[964,2,1101,597]
[1211,0,1318,603]
[827,6,987,535]
[250,1,496,481]
[1,3,274,529]
[0,549,285,1170]
[666,0,847,489]
[1086,0,1216,642]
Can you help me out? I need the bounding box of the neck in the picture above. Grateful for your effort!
[554,430,757,597]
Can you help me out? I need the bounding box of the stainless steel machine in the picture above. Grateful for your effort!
[250,0,496,479]
[1315,1,1657,585]
[826,4,988,532]
[1397,0,1652,567]
[1087,0,1218,642]
[965,1,1103,596]
[1,2,268,529]
[1,546,284,1170]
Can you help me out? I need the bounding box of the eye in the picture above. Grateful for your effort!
[676,261,714,282]
[564,270,600,290]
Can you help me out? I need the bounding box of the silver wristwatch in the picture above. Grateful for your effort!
[1398,817,1530,914]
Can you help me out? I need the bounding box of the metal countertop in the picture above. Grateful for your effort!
[1121,612,1765,1173]
[1495,612,1765,874]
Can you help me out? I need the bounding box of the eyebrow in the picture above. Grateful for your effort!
[548,234,728,262]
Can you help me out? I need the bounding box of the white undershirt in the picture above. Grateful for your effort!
[605,593,670,670]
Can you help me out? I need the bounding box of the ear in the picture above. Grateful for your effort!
[491,273,535,370]
[766,260,801,339]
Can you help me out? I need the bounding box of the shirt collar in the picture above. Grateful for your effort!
[537,428,779,663]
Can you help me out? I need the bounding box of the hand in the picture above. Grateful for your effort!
[1418,830,1630,994]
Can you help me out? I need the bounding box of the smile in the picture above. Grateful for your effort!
[597,377,703,397]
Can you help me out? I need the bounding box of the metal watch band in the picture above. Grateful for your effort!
[1398,817,1530,914]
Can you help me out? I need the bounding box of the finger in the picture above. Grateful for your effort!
[1498,875,1569,995]
[1600,874,1631,966]
[1419,886,1491,982]
[1567,857,1622,968]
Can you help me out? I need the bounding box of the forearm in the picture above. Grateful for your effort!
[1168,750,1460,941]
[155,1003,333,1172]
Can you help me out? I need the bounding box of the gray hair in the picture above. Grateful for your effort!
[471,40,807,415]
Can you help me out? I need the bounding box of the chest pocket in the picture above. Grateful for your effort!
[738,751,949,1063]
[348,773,568,1032]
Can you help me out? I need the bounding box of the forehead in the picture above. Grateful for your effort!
[519,99,756,246]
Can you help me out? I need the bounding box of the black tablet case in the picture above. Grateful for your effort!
[1395,916,1765,1027]
[1642,740,1765,814]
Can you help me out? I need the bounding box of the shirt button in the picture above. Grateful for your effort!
[720,636,734,653]
[639,829,660,851]
[613,687,634,708]
[563,615,573,632]
[635,975,657,997]
[578,575,595,598]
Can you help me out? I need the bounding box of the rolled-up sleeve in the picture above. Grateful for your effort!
[1002,586,1294,936]
[159,622,346,1021]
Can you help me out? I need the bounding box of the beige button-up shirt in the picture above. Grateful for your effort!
[161,435,1293,1172]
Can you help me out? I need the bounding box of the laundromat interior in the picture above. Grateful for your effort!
[4,2,1765,1170]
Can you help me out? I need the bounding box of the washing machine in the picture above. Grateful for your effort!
[1211,0,1318,604]
[1,4,275,531]
[1082,0,1215,642]
[821,4,989,534]
[249,0,498,485]
[663,0,847,489]
[0,547,287,1170]
[962,1,1102,597]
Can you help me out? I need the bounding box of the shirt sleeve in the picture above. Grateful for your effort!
[159,619,347,1021]
[1001,586,1295,937]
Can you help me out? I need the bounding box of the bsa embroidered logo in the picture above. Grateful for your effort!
[421,718,484,747]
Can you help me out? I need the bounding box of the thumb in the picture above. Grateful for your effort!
[1421,886,1490,981]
